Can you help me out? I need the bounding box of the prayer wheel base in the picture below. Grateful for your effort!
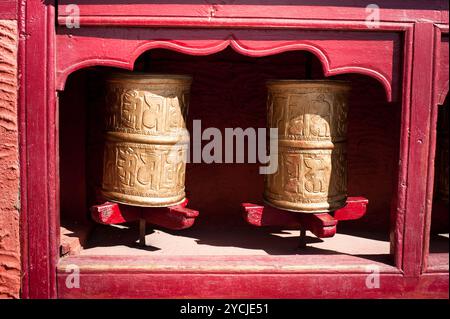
[242,197,368,247]
[90,198,200,247]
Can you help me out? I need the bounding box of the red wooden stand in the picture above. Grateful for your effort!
[90,199,199,245]
[242,197,368,246]
[90,198,199,230]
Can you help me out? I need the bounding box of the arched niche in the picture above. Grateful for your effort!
[59,47,399,256]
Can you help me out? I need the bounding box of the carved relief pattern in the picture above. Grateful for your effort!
[265,83,350,212]
[104,85,189,136]
[101,75,191,206]
[265,147,346,207]
[334,93,349,138]
[103,142,187,198]
[269,90,348,142]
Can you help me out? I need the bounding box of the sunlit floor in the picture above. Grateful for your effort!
[79,222,391,257]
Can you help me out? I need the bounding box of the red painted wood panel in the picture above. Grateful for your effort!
[56,255,447,298]
[19,1,58,298]
[55,28,400,101]
[427,253,449,273]
[56,0,449,27]
[56,272,449,299]
[389,26,414,271]
[0,0,17,20]
[402,23,435,277]
[58,255,400,274]
[421,26,449,273]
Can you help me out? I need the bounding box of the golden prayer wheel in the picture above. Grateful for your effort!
[436,105,449,203]
[264,80,351,213]
[101,72,192,207]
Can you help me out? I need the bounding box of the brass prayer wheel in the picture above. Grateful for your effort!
[264,80,351,213]
[101,72,192,207]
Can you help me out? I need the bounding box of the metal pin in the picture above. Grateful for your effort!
[299,226,307,249]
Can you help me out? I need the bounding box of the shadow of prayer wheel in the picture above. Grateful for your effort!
[264,80,351,213]
[101,72,192,207]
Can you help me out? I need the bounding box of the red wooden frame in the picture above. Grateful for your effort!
[56,257,446,299]
[19,1,58,299]
[18,1,449,298]
[56,0,449,27]
[0,0,17,20]
[422,24,449,274]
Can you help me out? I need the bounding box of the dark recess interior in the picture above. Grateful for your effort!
[59,48,405,256]
[429,96,449,256]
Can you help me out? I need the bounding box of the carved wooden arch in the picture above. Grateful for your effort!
[56,29,400,101]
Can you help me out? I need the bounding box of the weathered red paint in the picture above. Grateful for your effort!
[56,255,447,299]
[19,0,58,299]
[55,28,400,101]
[0,18,20,299]
[56,0,449,26]
[16,0,449,298]
[90,199,199,230]
[333,197,368,221]
[402,22,436,278]
[57,272,449,299]
[90,202,140,225]
[0,0,17,20]
[422,25,449,273]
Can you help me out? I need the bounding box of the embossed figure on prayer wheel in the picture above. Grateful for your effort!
[101,72,192,207]
[264,80,351,213]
